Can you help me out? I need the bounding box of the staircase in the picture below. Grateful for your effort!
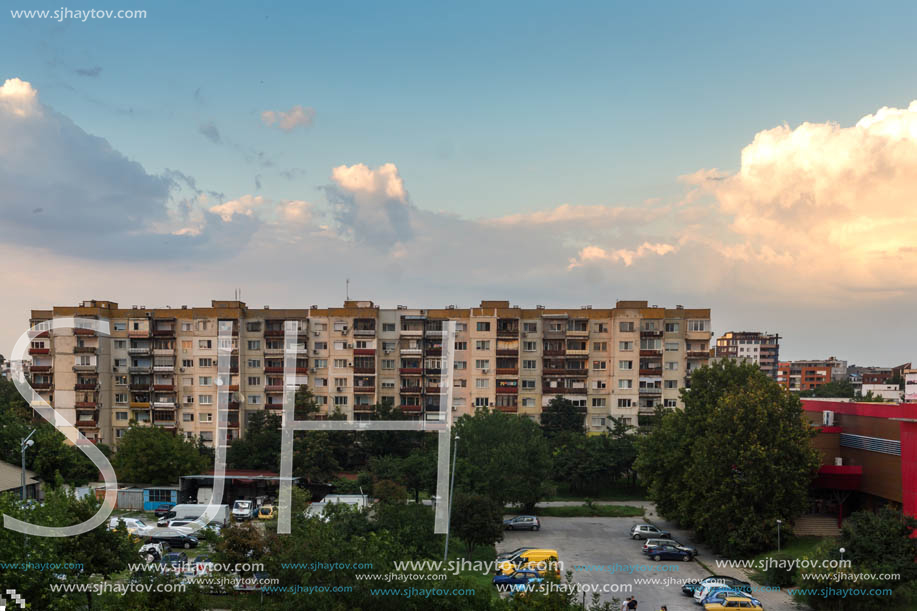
[792,514,842,537]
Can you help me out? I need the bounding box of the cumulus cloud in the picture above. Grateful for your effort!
[567,242,677,269]
[261,105,315,132]
[208,195,268,222]
[324,163,414,248]
[0,77,39,118]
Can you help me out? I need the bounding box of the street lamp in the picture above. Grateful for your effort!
[443,434,460,563]
[839,547,845,562]
[21,429,36,501]
[776,519,783,552]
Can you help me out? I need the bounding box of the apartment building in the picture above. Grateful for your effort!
[24,299,711,446]
[777,357,847,391]
[713,331,780,379]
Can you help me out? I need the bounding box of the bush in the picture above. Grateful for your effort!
[761,552,797,587]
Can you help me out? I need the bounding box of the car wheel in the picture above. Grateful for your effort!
[184,542,191,549]
[683,555,692,562]
[533,525,540,531]
[145,553,155,563]
[652,554,661,561]
[632,534,639,540]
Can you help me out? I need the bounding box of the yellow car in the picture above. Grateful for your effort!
[499,549,559,576]
[704,596,764,610]
[257,505,275,520]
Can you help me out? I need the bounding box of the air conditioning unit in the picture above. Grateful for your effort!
[342,326,349,333]
[313,349,319,355]
[336,386,343,392]
[823,410,835,427]
[834,457,843,466]
[314,331,321,337]
[309,368,316,373]
[482,369,490,374]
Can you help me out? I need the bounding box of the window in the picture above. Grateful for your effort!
[314,378,327,387]
[454,361,466,370]
[619,321,635,332]
[665,322,680,333]
[522,397,536,407]
[199,431,214,442]
[665,361,679,371]
[181,340,192,352]
[474,397,489,407]
[247,358,262,368]
[523,322,537,333]
[618,379,633,389]
[183,413,194,422]
[454,379,467,388]
[618,360,632,370]
[619,341,634,351]
[113,322,126,331]
[593,342,607,351]
[665,380,678,389]
[246,322,262,332]
[688,320,708,332]
[333,321,346,332]
[314,359,328,368]
[198,394,213,405]
[354,340,370,349]
[382,323,395,332]
[114,358,127,368]
[179,321,191,331]
[115,393,128,404]
[664,399,678,408]
[333,341,346,350]
[592,398,606,408]
[381,379,395,389]
[196,320,208,331]
[593,380,607,389]
[199,413,213,422]
[591,416,606,427]
[115,411,128,420]
[247,340,261,350]
[522,359,537,369]
[455,322,467,332]
[115,375,128,385]
[618,398,632,408]
[476,322,490,332]
[475,340,490,351]
[198,358,213,367]
[334,377,347,388]
[640,338,662,350]
[314,341,328,350]
[198,340,212,349]
[381,359,394,369]
[475,359,490,370]
[665,341,679,352]
[180,359,192,368]
[334,396,348,406]
[455,341,467,351]
[183,395,193,404]
[521,379,536,390]
[198,376,212,385]
[334,359,347,368]
[571,398,587,408]
[183,376,193,385]
[247,376,261,385]
[475,378,489,389]
[313,323,327,331]
[113,340,126,350]
[248,394,262,404]
[593,323,608,333]
[523,341,537,352]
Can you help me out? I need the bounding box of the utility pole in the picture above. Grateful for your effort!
[443,434,459,562]
[21,429,36,500]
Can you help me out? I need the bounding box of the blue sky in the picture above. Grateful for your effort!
[3,0,917,363]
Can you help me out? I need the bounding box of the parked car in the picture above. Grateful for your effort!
[108,517,152,535]
[232,499,255,521]
[165,519,196,530]
[492,568,543,592]
[630,524,671,540]
[159,552,189,575]
[233,572,272,592]
[703,596,763,610]
[647,544,693,561]
[701,588,761,608]
[149,531,199,549]
[503,515,540,531]
[153,503,176,518]
[643,538,699,556]
[498,549,559,575]
[139,541,171,563]
[185,555,214,578]
[258,505,276,520]
[684,576,753,596]
[496,547,534,563]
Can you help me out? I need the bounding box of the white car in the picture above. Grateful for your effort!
[695,581,730,604]
[108,517,151,535]
[139,541,171,563]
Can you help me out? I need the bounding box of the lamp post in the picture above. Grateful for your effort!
[776,519,782,552]
[839,547,845,562]
[443,434,459,563]
[21,429,36,501]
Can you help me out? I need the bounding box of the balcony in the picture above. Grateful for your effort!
[228,384,239,391]
[264,346,284,355]
[496,404,519,412]
[425,347,442,356]
[496,387,518,394]
[29,347,50,355]
[75,401,97,408]
[127,330,150,338]
[639,369,663,377]
[425,385,444,394]
[566,328,589,337]
[399,404,423,412]
[34,330,50,338]
[400,387,422,394]
[73,346,97,354]
[74,328,96,336]
[354,386,375,394]
[640,350,662,357]
[424,328,444,337]
[76,420,98,428]
[128,366,152,374]
[30,365,52,373]
[72,364,97,372]
[425,367,442,375]
[496,349,519,357]
[496,368,518,375]
[565,349,589,356]
[687,351,710,359]
[153,401,177,408]
[265,385,284,393]
[264,329,285,337]
[153,384,174,391]
[152,348,174,356]
[130,401,151,409]
[497,328,519,338]
[129,383,150,391]
[640,330,664,338]
[399,327,424,336]
[639,387,662,395]
[399,368,422,375]
[353,328,376,337]
[264,366,284,373]
[153,328,175,337]
[153,365,175,373]
[354,366,375,374]
[354,348,376,356]
[543,349,565,357]
[400,347,422,355]
[31,382,52,390]
[152,418,176,426]
[542,367,568,375]
[228,401,240,410]
[354,403,374,412]
[75,382,97,390]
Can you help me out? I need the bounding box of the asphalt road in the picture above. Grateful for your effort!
[498,516,802,611]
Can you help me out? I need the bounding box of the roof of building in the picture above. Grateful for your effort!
[0,460,39,493]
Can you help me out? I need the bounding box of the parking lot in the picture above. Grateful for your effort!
[498,515,801,611]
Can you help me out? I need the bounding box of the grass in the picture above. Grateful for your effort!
[528,504,644,518]
[746,536,828,584]
[446,543,498,591]
[546,482,647,502]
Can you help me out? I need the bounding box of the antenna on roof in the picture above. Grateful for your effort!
[346,278,350,301]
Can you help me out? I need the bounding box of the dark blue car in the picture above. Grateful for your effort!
[702,587,761,607]
[493,569,543,592]
[682,575,751,595]
[646,544,693,561]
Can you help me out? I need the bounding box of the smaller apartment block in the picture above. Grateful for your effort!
[714,331,780,379]
[777,357,847,391]
[25,299,711,447]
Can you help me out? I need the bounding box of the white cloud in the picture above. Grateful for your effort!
[261,105,315,132]
[325,163,413,248]
[567,242,677,269]
[208,194,268,222]
[278,200,314,223]
[0,77,39,118]
[331,163,406,202]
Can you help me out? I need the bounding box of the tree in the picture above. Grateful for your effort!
[540,396,586,439]
[373,479,408,504]
[113,424,209,485]
[451,493,504,558]
[635,360,821,556]
[227,410,282,469]
[454,408,552,511]
[799,380,856,398]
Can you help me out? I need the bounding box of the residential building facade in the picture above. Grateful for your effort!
[777,357,847,391]
[713,331,780,379]
[24,299,711,446]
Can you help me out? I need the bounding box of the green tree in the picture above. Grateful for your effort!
[450,493,504,558]
[454,408,552,511]
[540,396,586,439]
[635,360,820,556]
[113,424,209,484]
[799,380,856,398]
[227,410,282,469]
[373,479,408,504]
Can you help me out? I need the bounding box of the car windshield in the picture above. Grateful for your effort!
[235,501,251,509]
